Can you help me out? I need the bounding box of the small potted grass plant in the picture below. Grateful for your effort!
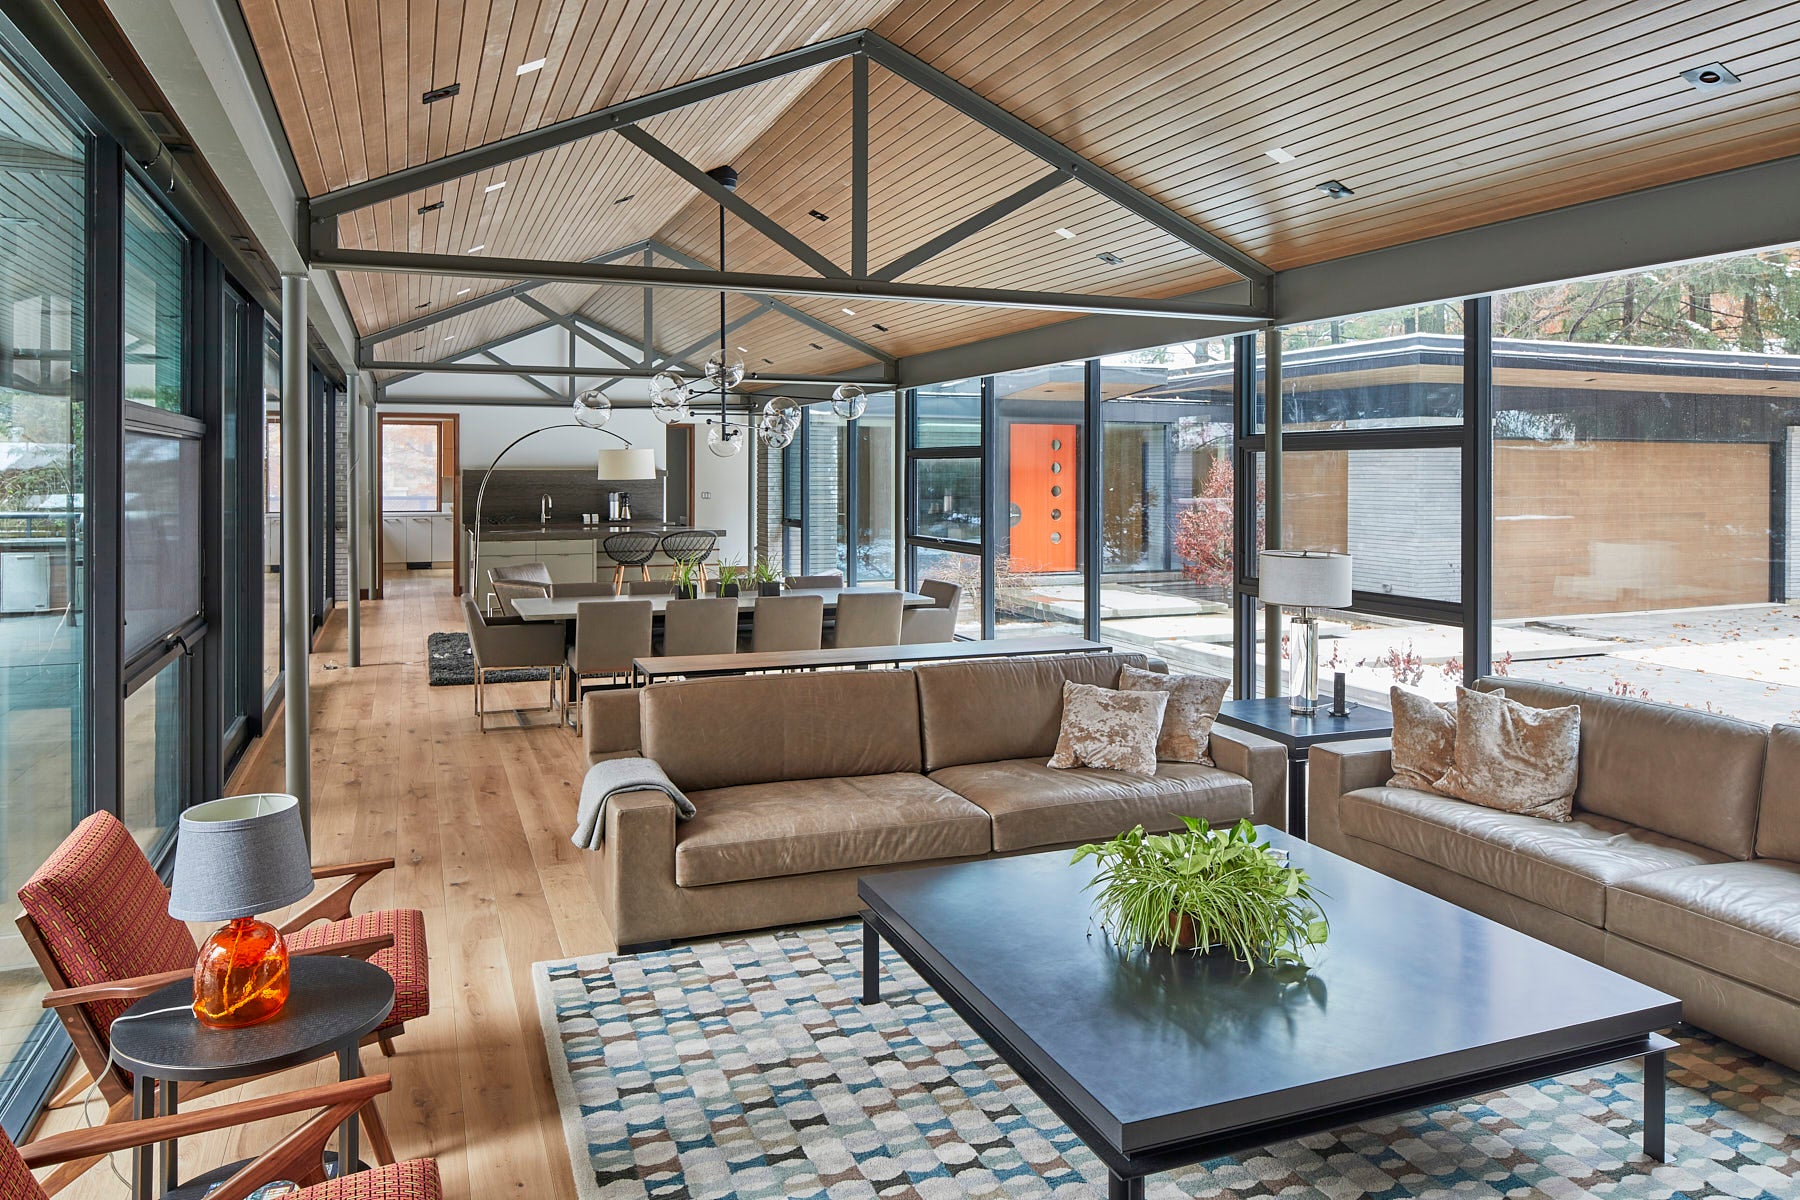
[1072,818,1328,968]
[670,558,700,600]
[716,558,744,597]
[751,555,782,597]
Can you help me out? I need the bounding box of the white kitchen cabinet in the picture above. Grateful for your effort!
[380,517,405,564]
[541,548,594,585]
[264,515,281,568]
[428,514,453,563]
[404,516,433,564]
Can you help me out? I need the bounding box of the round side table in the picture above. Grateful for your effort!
[108,954,395,1200]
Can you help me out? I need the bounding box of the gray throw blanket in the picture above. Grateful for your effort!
[572,756,694,849]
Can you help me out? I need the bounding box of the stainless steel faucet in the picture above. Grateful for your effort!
[540,493,553,523]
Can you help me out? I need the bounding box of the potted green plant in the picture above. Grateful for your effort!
[716,558,744,598]
[1071,818,1328,968]
[669,558,700,600]
[751,555,782,597]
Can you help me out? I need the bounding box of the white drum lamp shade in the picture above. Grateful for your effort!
[168,794,315,922]
[596,447,656,481]
[1257,550,1352,609]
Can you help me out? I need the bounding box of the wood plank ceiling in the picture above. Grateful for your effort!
[238,0,1800,383]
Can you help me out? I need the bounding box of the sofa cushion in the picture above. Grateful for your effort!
[643,670,922,792]
[916,653,1149,772]
[1338,786,1728,926]
[1756,724,1800,862]
[1607,860,1800,1001]
[673,773,989,887]
[930,758,1252,853]
[1473,675,1764,859]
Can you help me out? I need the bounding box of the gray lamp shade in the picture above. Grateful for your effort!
[597,447,656,481]
[168,794,315,922]
[1258,550,1353,609]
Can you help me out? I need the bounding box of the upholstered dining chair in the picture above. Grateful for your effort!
[900,579,964,644]
[829,590,905,648]
[785,573,844,589]
[602,531,664,591]
[16,810,429,1193]
[567,600,653,728]
[463,597,566,731]
[661,597,740,657]
[751,593,825,652]
[487,570,547,618]
[5,1075,440,1200]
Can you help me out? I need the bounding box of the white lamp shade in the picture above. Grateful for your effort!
[1258,550,1352,609]
[596,447,656,481]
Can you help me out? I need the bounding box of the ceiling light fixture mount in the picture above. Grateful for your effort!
[1316,180,1355,199]
[1265,147,1297,163]
[417,200,444,215]
[1680,61,1741,93]
[1097,251,1125,265]
[421,83,460,104]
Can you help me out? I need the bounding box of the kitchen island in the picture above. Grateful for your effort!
[467,522,726,605]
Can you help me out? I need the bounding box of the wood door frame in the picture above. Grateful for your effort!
[669,423,696,525]
[374,412,462,598]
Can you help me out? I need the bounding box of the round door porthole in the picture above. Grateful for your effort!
[1049,532,1062,544]
[1050,462,1063,474]
[1050,438,1063,451]
[1051,485,1062,497]
[1050,508,1063,521]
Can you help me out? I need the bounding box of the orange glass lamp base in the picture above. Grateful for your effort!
[193,916,291,1029]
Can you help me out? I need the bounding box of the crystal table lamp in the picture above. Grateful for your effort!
[1258,550,1353,717]
[168,794,315,1029]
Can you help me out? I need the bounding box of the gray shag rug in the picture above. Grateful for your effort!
[426,631,554,686]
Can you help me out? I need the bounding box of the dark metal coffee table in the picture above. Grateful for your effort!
[858,831,1679,1200]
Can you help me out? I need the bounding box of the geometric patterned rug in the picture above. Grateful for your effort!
[533,924,1800,1199]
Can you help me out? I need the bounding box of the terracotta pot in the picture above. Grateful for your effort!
[1165,911,1215,951]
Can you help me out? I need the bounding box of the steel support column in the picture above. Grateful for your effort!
[1262,330,1282,703]
[280,275,312,842]
[346,373,362,665]
[1462,297,1494,684]
[1081,359,1103,641]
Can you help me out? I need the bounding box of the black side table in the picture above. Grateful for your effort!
[1214,696,1394,839]
[109,954,395,1200]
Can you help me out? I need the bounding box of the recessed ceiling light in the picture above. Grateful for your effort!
[1265,146,1297,163]
[417,200,444,215]
[443,335,455,342]
[467,244,485,253]
[808,210,829,222]
[1681,61,1741,93]
[612,194,634,205]
[421,83,460,104]
[1055,227,1076,239]
[516,58,547,76]
[842,307,856,315]
[808,342,823,350]
[872,322,889,332]
[1097,251,1125,265]
[455,287,471,296]
[1316,180,1355,199]
[414,302,429,310]
[735,346,748,353]
[484,180,506,193]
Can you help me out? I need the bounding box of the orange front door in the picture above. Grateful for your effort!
[1009,423,1077,572]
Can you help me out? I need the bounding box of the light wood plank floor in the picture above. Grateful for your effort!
[39,570,604,1200]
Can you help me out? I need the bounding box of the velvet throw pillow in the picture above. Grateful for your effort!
[1119,666,1228,765]
[1435,686,1581,821]
[1048,681,1169,777]
[1387,685,1504,793]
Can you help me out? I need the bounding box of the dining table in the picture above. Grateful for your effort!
[632,635,1114,683]
[508,586,932,622]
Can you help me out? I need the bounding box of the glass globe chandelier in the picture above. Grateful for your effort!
[572,386,612,428]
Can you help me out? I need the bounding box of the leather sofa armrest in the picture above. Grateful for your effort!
[1308,738,1394,855]
[587,788,680,949]
[1210,727,1287,831]
[584,690,643,763]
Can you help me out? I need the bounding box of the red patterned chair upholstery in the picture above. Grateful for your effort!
[6,1075,440,1200]
[15,812,430,1193]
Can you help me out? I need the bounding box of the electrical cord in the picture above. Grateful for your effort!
[77,1000,192,1193]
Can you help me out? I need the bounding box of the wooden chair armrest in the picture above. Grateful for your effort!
[42,935,394,1009]
[18,1075,389,1167]
[280,860,397,934]
[311,858,395,880]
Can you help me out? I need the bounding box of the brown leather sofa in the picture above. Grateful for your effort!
[1310,676,1800,1068]
[581,653,1288,950]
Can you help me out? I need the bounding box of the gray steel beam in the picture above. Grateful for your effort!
[378,393,766,411]
[313,245,1271,321]
[642,250,654,366]
[852,53,869,278]
[616,125,844,278]
[874,169,1068,280]
[648,240,895,365]
[481,349,563,400]
[359,240,649,348]
[516,293,637,364]
[280,275,312,838]
[345,373,362,665]
[860,31,1270,287]
[656,307,765,371]
[310,34,866,218]
[362,358,897,386]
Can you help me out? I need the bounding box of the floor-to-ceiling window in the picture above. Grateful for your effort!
[0,42,88,1122]
[1488,247,1800,722]
[850,392,895,587]
[992,362,1086,637]
[262,318,281,698]
[1097,337,1238,681]
[907,377,983,636]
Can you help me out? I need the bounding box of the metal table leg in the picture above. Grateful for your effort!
[1644,1048,1667,1161]
[159,1078,179,1194]
[1108,1170,1144,1200]
[336,1042,362,1174]
[1287,749,1309,839]
[131,1073,154,1200]
[861,917,880,1005]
